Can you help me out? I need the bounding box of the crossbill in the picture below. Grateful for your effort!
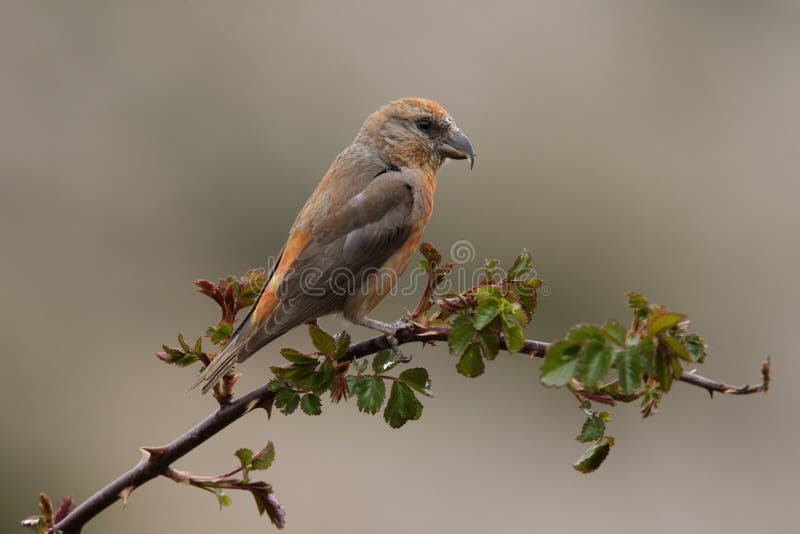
[195,97,474,393]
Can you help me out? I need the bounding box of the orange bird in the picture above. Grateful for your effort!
[195,97,474,393]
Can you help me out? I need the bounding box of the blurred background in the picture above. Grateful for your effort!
[2,1,798,532]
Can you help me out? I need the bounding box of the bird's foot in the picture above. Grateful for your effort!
[354,316,415,362]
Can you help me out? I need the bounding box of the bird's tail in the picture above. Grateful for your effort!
[191,307,265,394]
[192,339,242,395]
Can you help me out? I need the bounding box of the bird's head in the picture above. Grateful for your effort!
[359,97,475,172]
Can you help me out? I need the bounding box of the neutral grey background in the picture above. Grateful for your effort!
[2,2,797,533]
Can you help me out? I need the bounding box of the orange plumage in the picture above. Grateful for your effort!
[195,97,474,393]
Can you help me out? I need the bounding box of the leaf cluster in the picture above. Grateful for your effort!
[441,250,541,378]
[539,291,709,471]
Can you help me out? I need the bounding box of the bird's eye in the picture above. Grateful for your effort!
[416,119,432,133]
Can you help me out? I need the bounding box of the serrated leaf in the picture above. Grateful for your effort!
[567,323,605,342]
[627,292,649,311]
[419,241,443,266]
[576,415,606,442]
[475,285,503,300]
[310,359,335,394]
[383,381,423,428]
[616,346,643,395]
[280,347,314,364]
[274,389,300,415]
[206,322,233,344]
[477,328,500,360]
[540,340,581,386]
[507,249,533,280]
[684,333,707,363]
[449,314,476,356]
[661,335,692,362]
[513,278,541,319]
[300,393,323,415]
[333,331,351,360]
[352,358,368,374]
[578,341,613,390]
[602,321,627,346]
[574,436,614,474]
[251,442,275,470]
[399,367,432,396]
[352,376,385,414]
[456,342,485,378]
[647,311,685,336]
[308,324,336,355]
[500,302,525,352]
[655,351,673,392]
[235,448,253,469]
[372,350,401,374]
[473,297,501,330]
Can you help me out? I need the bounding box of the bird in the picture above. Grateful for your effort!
[194,97,474,394]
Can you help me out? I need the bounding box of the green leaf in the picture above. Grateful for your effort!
[235,448,253,470]
[419,241,443,267]
[627,292,649,311]
[500,302,525,352]
[251,442,275,470]
[274,389,300,415]
[573,436,614,474]
[277,362,316,390]
[655,352,673,392]
[507,249,533,280]
[215,488,232,509]
[684,333,707,363]
[513,278,541,319]
[576,415,606,443]
[567,323,605,342]
[399,367,432,397]
[383,381,423,428]
[449,314,476,356]
[477,328,500,360]
[309,324,336,355]
[352,376,385,415]
[540,340,581,386]
[372,350,401,374]
[300,393,323,415]
[310,359,335,394]
[661,335,691,362]
[473,297,501,330]
[647,311,685,336]
[178,333,191,352]
[352,358,368,374]
[474,285,503,300]
[456,342,485,378]
[578,342,613,389]
[206,322,234,344]
[616,346,643,395]
[333,331,351,360]
[602,321,627,346]
[280,347,314,364]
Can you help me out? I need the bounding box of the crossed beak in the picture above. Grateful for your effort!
[438,129,475,170]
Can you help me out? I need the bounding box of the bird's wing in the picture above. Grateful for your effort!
[252,170,415,343]
[196,170,415,393]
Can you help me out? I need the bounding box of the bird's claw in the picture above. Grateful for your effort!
[384,319,413,363]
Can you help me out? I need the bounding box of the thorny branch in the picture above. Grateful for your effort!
[52,323,768,534]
